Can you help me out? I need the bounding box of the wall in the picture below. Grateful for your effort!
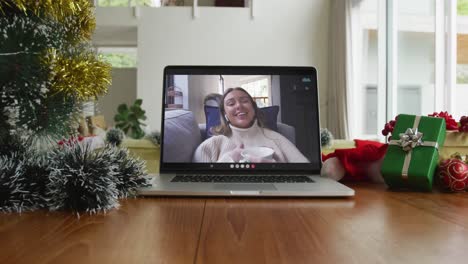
[93,7,138,46]
[97,68,137,127]
[138,0,331,131]
[187,75,219,123]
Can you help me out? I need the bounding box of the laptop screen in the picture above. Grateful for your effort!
[160,66,321,173]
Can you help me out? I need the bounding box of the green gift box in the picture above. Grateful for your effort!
[381,114,446,191]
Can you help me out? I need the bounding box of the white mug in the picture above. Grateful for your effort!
[240,147,274,162]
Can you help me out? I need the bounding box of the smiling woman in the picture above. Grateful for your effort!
[193,87,309,163]
[224,90,256,128]
[212,87,264,136]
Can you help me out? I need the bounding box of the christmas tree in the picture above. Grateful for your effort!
[0,1,148,214]
[0,0,111,150]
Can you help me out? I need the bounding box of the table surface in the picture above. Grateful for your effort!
[1,183,468,264]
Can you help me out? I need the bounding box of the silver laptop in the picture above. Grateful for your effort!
[138,66,354,197]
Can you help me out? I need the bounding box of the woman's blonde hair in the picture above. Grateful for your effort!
[212,87,266,137]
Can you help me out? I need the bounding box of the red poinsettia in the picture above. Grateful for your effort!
[429,111,459,130]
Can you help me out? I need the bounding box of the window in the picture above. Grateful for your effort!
[97,47,137,68]
[350,0,466,140]
[240,76,271,108]
[393,0,436,118]
[349,0,385,139]
[456,0,468,118]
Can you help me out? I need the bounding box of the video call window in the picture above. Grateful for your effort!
[162,74,320,166]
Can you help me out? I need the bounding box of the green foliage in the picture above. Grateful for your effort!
[457,64,468,84]
[114,99,147,139]
[459,0,468,16]
[100,53,136,68]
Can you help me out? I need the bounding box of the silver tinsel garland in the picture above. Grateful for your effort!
[105,146,149,198]
[0,151,48,212]
[46,142,120,214]
[1,138,150,215]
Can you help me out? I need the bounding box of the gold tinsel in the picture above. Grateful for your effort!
[45,49,112,101]
[0,0,95,42]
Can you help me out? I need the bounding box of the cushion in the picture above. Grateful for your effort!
[204,106,221,138]
[163,110,201,162]
[260,106,279,132]
[204,105,280,137]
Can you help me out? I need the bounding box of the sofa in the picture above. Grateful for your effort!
[163,109,296,163]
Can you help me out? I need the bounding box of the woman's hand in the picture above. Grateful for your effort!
[219,144,244,162]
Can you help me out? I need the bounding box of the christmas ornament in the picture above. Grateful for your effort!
[320,128,333,148]
[439,158,468,192]
[106,128,125,146]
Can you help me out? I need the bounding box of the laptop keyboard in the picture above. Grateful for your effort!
[171,175,314,183]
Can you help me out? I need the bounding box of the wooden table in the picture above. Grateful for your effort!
[1,183,468,264]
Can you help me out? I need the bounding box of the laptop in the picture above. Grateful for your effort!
[137,66,354,197]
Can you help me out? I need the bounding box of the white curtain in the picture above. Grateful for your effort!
[327,0,351,139]
[327,0,362,139]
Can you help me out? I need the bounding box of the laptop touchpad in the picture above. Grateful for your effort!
[214,184,277,191]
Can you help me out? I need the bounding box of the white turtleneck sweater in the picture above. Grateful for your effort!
[193,122,309,163]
